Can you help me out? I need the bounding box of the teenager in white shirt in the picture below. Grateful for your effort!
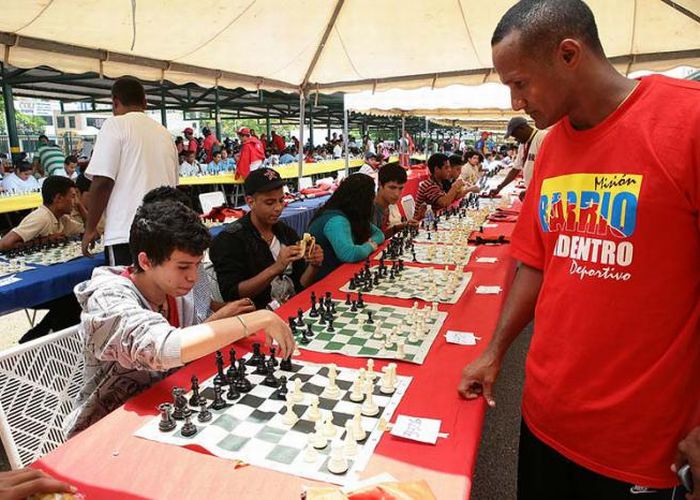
[81,77,178,265]
[1,162,40,193]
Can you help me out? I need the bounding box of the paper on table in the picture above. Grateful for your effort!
[341,473,398,494]
[390,415,442,445]
[476,257,498,263]
[445,330,480,346]
[482,223,498,228]
[475,285,502,295]
[0,275,20,288]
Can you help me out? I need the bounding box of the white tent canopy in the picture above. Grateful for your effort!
[0,0,698,93]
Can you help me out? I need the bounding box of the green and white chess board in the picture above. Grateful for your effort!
[16,239,104,266]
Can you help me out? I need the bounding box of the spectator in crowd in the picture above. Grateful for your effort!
[81,77,178,265]
[210,168,324,310]
[490,116,548,196]
[1,161,41,193]
[271,130,286,154]
[279,149,296,164]
[55,155,79,179]
[0,176,86,342]
[66,200,294,435]
[206,150,225,174]
[183,127,198,154]
[358,152,381,176]
[459,0,700,498]
[474,131,491,156]
[180,150,202,177]
[201,127,220,163]
[259,133,268,153]
[34,134,65,176]
[374,163,418,238]
[461,150,484,186]
[332,141,343,159]
[220,148,236,171]
[363,135,376,155]
[291,136,299,151]
[308,173,384,280]
[235,127,266,179]
[174,136,184,154]
[416,153,465,215]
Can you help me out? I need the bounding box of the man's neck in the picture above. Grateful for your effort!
[567,65,638,130]
[115,106,144,116]
[250,212,274,237]
[374,194,389,210]
[131,272,167,307]
[47,204,65,219]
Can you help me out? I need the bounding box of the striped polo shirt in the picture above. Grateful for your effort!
[416,176,445,212]
[37,144,65,176]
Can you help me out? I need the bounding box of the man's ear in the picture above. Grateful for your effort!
[557,38,582,69]
[137,251,152,271]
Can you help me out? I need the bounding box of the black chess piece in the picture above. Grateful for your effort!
[181,414,197,437]
[373,272,380,286]
[158,403,177,432]
[189,375,204,407]
[269,346,278,367]
[318,310,326,325]
[389,268,395,281]
[172,387,187,420]
[327,317,335,332]
[253,355,268,375]
[226,381,241,401]
[261,361,280,388]
[234,363,253,393]
[296,308,305,327]
[226,348,237,382]
[427,231,432,240]
[357,292,364,308]
[300,328,311,345]
[272,375,289,400]
[210,384,227,410]
[288,316,297,330]
[309,294,319,317]
[350,300,357,312]
[247,342,264,366]
[366,311,374,324]
[345,293,351,305]
[349,277,357,289]
[279,355,293,372]
[197,402,212,423]
[213,351,227,385]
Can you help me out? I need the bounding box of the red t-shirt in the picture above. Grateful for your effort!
[203,134,220,163]
[237,137,266,178]
[272,134,286,153]
[511,75,700,488]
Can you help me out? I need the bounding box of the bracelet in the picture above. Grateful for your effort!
[236,315,249,337]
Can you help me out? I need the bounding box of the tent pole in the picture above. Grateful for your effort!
[214,87,221,139]
[343,95,349,176]
[424,117,429,158]
[1,63,20,164]
[160,89,167,127]
[298,92,305,181]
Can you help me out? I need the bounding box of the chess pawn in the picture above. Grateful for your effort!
[366,359,377,381]
[349,374,365,402]
[327,443,349,475]
[361,385,379,416]
[180,413,198,437]
[283,394,298,426]
[322,412,337,438]
[308,396,321,421]
[197,402,212,423]
[291,378,304,403]
[352,407,367,441]
[372,321,384,339]
[343,421,358,457]
[311,420,328,449]
[303,438,319,463]
[380,366,396,394]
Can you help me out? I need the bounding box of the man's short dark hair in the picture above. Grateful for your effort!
[449,154,464,167]
[38,134,49,142]
[111,77,146,107]
[64,155,78,165]
[491,0,605,58]
[129,201,211,272]
[42,175,75,205]
[142,186,192,209]
[17,161,32,173]
[378,163,407,186]
[427,153,449,174]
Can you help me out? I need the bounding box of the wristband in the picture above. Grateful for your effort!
[236,315,249,337]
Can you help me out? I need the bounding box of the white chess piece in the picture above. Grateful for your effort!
[372,320,384,339]
[396,339,406,359]
[283,394,298,426]
[379,366,396,394]
[349,373,365,402]
[308,395,321,421]
[322,411,337,437]
[322,364,341,399]
[311,420,328,449]
[356,316,365,330]
[366,359,377,381]
[361,385,379,416]
[327,443,349,474]
[343,421,358,457]
[352,407,367,441]
[291,378,304,403]
[303,437,319,462]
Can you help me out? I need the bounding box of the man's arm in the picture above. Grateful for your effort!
[82,176,113,255]
[0,231,23,251]
[435,179,465,209]
[490,168,521,195]
[458,263,543,406]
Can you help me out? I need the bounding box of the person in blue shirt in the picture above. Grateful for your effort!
[207,150,225,174]
[279,148,296,164]
[308,173,384,280]
[221,148,236,171]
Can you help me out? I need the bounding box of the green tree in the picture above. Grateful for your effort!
[0,95,47,135]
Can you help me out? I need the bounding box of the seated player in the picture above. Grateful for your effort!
[179,150,202,176]
[449,154,480,194]
[374,163,418,238]
[210,168,324,310]
[0,175,85,251]
[1,161,41,193]
[56,155,79,179]
[358,152,381,177]
[308,173,384,280]
[220,148,236,171]
[415,153,465,217]
[65,200,294,435]
[206,150,225,174]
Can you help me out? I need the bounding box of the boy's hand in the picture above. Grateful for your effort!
[216,298,256,318]
[0,468,77,500]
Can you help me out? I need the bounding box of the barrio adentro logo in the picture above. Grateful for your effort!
[537,173,642,282]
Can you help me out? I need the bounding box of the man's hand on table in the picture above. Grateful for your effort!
[458,348,502,407]
[674,426,700,498]
[0,468,77,500]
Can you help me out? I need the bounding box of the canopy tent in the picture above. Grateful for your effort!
[0,0,697,94]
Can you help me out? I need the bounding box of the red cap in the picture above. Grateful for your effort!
[183,127,194,135]
[237,127,251,136]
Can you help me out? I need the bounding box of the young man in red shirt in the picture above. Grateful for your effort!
[235,127,266,179]
[201,127,220,163]
[415,153,465,217]
[458,1,700,498]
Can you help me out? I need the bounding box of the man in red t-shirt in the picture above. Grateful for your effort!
[235,127,265,179]
[183,127,198,154]
[201,127,220,163]
[458,1,700,498]
[271,130,286,155]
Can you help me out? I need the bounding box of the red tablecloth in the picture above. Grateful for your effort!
[404,165,428,199]
[34,220,517,500]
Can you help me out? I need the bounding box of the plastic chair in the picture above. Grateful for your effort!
[401,194,416,220]
[0,325,85,469]
[198,191,226,214]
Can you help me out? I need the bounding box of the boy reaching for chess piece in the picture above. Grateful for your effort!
[64,200,294,436]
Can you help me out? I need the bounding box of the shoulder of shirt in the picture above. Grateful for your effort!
[644,74,700,94]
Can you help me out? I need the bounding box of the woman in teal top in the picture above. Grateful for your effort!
[308,173,384,280]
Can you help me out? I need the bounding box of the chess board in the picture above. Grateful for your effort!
[412,214,488,243]
[14,239,104,266]
[340,265,472,304]
[406,242,476,266]
[293,298,447,364]
[0,259,34,277]
[135,355,411,486]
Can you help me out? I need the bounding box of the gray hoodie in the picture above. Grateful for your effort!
[64,266,196,436]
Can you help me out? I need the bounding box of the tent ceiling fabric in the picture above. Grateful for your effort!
[0,0,697,93]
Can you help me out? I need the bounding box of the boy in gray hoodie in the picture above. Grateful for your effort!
[65,200,294,435]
